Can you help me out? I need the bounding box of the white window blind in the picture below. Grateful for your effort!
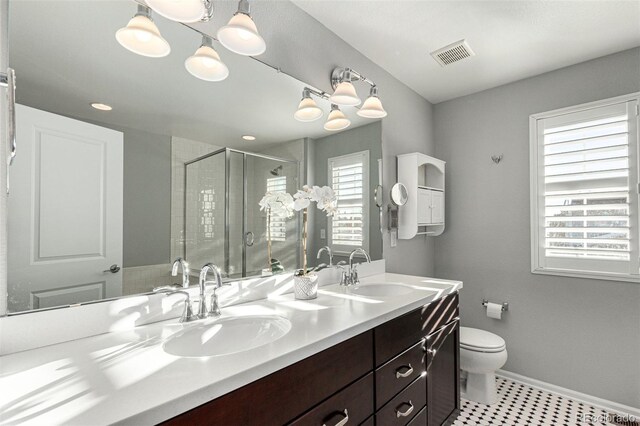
[329,151,370,252]
[531,94,640,281]
[266,176,287,242]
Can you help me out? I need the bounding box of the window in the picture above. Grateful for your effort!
[530,93,640,282]
[328,151,370,253]
[266,176,287,242]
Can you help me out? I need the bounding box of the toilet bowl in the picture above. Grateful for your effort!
[459,327,507,405]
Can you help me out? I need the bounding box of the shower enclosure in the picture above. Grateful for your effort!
[184,148,299,279]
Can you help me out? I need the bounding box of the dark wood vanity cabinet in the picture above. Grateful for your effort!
[163,292,460,426]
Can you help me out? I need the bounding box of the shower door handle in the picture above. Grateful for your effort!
[244,231,255,247]
[2,68,16,194]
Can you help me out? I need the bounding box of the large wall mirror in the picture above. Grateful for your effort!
[5,0,383,314]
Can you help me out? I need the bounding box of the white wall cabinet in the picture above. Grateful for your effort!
[397,153,446,238]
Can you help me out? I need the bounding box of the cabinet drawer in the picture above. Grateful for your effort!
[375,376,426,426]
[290,373,373,426]
[375,293,458,366]
[164,331,374,426]
[407,406,427,426]
[376,341,425,409]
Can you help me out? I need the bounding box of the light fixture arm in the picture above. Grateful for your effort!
[237,0,251,15]
[303,87,330,101]
[331,67,376,90]
[135,4,152,19]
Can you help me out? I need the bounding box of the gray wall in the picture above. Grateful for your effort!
[433,48,640,407]
[236,2,437,277]
[121,126,171,267]
[310,122,383,263]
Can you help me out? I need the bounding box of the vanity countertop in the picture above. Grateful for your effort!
[0,273,462,425]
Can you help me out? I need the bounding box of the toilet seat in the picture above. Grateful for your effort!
[460,327,506,353]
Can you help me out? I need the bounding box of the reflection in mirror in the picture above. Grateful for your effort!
[5,0,383,314]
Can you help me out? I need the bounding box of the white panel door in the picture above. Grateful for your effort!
[8,104,123,312]
[417,188,432,224]
[431,191,445,224]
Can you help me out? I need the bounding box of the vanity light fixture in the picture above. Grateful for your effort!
[329,68,361,107]
[91,102,112,111]
[185,35,229,82]
[146,0,214,23]
[242,135,256,141]
[217,0,266,56]
[115,5,170,58]
[294,88,324,122]
[324,105,350,132]
[357,86,387,118]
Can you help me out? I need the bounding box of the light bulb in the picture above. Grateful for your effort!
[115,6,170,58]
[357,87,387,118]
[324,105,350,131]
[146,0,212,23]
[329,81,361,107]
[185,37,229,82]
[217,1,266,56]
[294,90,323,122]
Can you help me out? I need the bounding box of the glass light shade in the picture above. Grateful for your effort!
[146,0,209,23]
[329,81,361,107]
[357,96,387,118]
[324,107,351,131]
[217,13,266,56]
[294,97,323,122]
[185,45,229,81]
[115,15,170,58]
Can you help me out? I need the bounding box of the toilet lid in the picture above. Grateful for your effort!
[460,327,506,352]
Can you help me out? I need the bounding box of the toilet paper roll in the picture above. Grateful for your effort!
[486,302,503,320]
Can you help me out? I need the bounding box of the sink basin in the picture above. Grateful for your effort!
[163,315,292,357]
[349,283,414,297]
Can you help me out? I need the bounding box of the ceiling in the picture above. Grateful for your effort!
[9,1,373,149]
[293,1,640,104]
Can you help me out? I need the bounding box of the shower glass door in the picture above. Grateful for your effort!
[185,149,299,279]
[245,154,299,276]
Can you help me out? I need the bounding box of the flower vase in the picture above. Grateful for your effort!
[293,272,318,300]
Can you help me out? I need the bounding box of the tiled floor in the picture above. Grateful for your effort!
[453,377,626,426]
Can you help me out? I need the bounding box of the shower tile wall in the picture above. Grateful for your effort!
[171,137,222,261]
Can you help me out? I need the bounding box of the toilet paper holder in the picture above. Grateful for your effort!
[482,299,509,312]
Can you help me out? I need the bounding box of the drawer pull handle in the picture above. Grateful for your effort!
[323,409,348,426]
[395,400,414,418]
[395,364,414,378]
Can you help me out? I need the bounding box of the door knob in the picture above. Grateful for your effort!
[244,231,255,247]
[103,264,121,273]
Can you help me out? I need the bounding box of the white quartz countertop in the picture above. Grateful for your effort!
[0,273,462,425]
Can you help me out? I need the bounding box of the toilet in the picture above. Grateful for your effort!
[459,327,507,405]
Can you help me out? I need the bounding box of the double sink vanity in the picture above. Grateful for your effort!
[0,264,462,426]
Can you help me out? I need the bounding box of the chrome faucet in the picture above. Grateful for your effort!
[317,246,334,267]
[199,263,229,318]
[153,286,196,322]
[341,248,371,286]
[171,257,190,288]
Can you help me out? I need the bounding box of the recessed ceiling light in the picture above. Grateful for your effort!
[242,135,256,141]
[91,102,112,111]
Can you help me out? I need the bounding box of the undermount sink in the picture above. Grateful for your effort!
[163,315,292,357]
[349,282,414,297]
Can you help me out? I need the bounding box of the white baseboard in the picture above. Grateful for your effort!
[496,369,640,419]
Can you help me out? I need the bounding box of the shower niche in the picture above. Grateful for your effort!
[185,148,300,279]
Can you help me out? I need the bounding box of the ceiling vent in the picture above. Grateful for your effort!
[430,39,475,67]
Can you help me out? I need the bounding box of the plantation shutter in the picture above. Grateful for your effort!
[329,151,369,252]
[266,176,287,241]
[533,97,640,277]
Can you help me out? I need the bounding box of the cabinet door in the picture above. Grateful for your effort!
[417,189,432,224]
[430,191,444,224]
[427,321,460,426]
